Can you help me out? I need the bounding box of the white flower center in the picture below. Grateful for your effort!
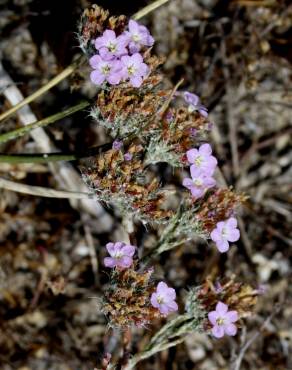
[101,64,111,75]
[127,64,137,76]
[157,295,164,304]
[216,317,225,326]
[132,33,141,42]
[107,42,117,52]
[195,156,203,166]
[188,104,196,113]
[221,227,228,237]
[114,251,123,259]
[194,178,202,187]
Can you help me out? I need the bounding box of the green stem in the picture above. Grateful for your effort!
[0,56,85,123]
[0,101,90,144]
[0,142,112,164]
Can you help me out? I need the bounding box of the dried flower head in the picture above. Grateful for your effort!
[78,5,127,56]
[196,188,247,232]
[81,145,172,223]
[102,266,159,327]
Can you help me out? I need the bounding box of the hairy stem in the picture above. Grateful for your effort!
[0,101,89,144]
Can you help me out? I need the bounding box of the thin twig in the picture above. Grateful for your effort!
[0,142,111,163]
[132,0,171,20]
[0,177,95,199]
[0,101,89,144]
[0,0,171,123]
[0,56,84,122]
[231,306,281,370]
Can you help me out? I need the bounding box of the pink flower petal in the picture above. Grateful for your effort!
[210,229,221,242]
[216,239,229,253]
[90,70,105,85]
[186,149,198,164]
[150,293,159,308]
[121,245,136,257]
[224,323,237,336]
[167,300,178,312]
[104,257,116,268]
[105,242,116,256]
[226,311,238,323]
[182,178,194,188]
[89,55,101,68]
[157,281,168,293]
[216,301,228,315]
[118,256,133,268]
[226,217,237,228]
[227,229,240,242]
[130,76,143,87]
[199,143,212,156]
[212,325,224,338]
[208,311,218,325]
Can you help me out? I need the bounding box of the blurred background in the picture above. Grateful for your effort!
[0,0,291,369]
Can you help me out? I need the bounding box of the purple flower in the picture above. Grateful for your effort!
[112,140,123,150]
[95,30,128,60]
[104,242,135,269]
[89,55,122,85]
[124,19,154,54]
[121,53,149,87]
[151,282,178,315]
[210,217,240,253]
[124,152,133,161]
[208,301,238,338]
[186,143,218,175]
[183,165,216,199]
[184,91,208,117]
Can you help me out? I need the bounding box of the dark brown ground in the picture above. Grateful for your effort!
[0,0,291,369]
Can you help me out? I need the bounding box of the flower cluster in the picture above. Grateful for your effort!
[78,5,256,342]
[89,20,154,87]
[102,242,178,324]
[183,142,217,199]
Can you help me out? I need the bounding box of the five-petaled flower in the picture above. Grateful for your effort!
[183,165,216,199]
[186,143,218,175]
[89,55,122,85]
[210,217,240,253]
[208,301,238,338]
[184,91,208,117]
[95,30,128,60]
[124,19,154,54]
[121,53,149,87]
[104,242,135,269]
[151,281,178,315]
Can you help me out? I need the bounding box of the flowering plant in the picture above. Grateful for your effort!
[77,4,259,369]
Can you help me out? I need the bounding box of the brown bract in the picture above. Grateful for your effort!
[196,188,247,232]
[79,5,127,55]
[103,267,161,327]
[198,276,259,327]
[81,145,172,221]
